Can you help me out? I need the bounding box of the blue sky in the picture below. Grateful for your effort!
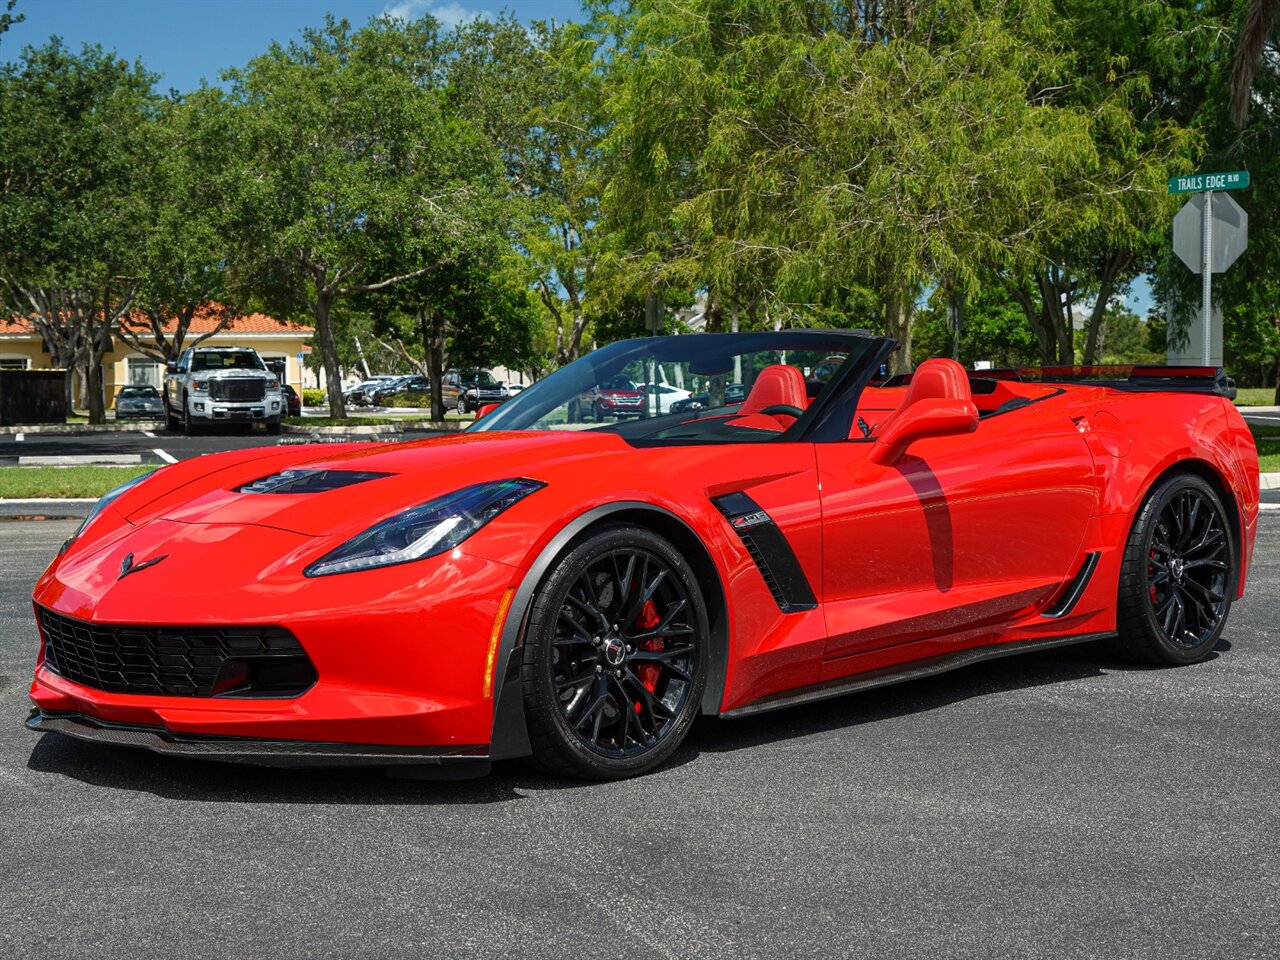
[3,0,581,91]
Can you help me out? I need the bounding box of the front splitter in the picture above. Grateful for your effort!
[26,709,490,777]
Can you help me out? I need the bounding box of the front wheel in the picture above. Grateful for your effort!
[1113,473,1236,665]
[456,397,469,415]
[181,396,197,437]
[521,524,709,779]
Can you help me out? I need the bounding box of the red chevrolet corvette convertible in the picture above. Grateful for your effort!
[26,331,1259,779]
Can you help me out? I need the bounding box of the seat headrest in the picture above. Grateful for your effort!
[738,364,807,418]
[903,358,971,405]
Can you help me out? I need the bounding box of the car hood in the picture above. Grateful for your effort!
[123,430,629,538]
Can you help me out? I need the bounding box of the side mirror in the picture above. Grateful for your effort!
[475,402,500,420]
[165,361,177,374]
[868,398,978,466]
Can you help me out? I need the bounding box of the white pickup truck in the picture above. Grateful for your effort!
[164,346,284,435]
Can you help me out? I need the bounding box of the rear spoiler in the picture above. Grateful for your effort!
[978,365,1236,400]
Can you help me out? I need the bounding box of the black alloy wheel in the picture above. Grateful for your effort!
[1114,473,1235,665]
[522,524,708,779]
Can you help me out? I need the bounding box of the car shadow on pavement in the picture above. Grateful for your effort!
[21,640,1234,801]
[678,645,1111,758]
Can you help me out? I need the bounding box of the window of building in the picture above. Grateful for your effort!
[0,356,30,370]
[127,356,163,389]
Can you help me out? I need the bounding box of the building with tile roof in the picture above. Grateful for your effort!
[0,304,313,405]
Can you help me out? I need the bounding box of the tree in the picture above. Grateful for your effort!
[225,16,502,417]
[118,88,243,362]
[371,258,542,419]
[599,0,1102,372]
[449,17,614,366]
[0,40,156,421]
[1231,0,1278,126]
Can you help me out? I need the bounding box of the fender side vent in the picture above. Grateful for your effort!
[1043,552,1101,619]
[711,492,818,613]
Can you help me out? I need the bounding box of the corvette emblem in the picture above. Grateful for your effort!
[118,552,168,580]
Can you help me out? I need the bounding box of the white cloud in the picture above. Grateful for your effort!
[382,1,492,29]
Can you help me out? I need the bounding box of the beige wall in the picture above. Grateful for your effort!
[0,333,312,405]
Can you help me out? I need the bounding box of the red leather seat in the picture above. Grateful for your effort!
[734,364,807,429]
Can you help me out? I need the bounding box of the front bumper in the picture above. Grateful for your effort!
[29,521,523,758]
[189,398,282,422]
[26,709,489,773]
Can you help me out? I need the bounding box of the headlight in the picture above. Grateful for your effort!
[304,479,545,577]
[192,379,209,392]
[266,381,282,393]
[61,471,152,553]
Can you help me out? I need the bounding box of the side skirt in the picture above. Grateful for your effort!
[720,632,1115,720]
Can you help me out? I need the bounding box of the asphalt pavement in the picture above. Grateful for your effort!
[0,425,445,466]
[0,519,1276,959]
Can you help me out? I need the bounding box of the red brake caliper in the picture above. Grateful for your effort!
[633,599,663,712]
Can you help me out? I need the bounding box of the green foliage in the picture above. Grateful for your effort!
[224,15,506,416]
[914,285,1041,368]
[301,388,327,406]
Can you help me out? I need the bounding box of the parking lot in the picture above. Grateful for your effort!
[0,516,1275,959]
[0,425,446,467]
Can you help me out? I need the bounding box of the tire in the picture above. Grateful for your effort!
[593,403,605,423]
[1111,473,1236,665]
[181,395,196,437]
[456,397,468,415]
[265,419,281,436]
[522,524,709,780]
[165,402,180,433]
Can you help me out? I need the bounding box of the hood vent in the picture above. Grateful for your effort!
[238,469,392,495]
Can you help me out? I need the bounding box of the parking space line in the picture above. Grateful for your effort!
[152,448,178,464]
[143,430,157,438]
[14,433,22,442]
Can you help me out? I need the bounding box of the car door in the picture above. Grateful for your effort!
[817,402,1098,660]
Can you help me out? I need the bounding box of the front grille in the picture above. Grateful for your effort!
[38,607,316,698]
[209,378,266,402]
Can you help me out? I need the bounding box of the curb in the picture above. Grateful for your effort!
[0,421,163,435]
[1261,472,1280,491]
[281,420,468,436]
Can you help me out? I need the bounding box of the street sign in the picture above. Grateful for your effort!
[1168,170,1250,194]
[1173,192,1248,274]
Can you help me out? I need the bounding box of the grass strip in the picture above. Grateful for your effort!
[0,465,160,499]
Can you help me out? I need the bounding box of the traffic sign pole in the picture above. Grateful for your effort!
[1169,170,1249,367]
[1202,191,1212,365]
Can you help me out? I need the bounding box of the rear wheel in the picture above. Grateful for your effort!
[1113,474,1235,665]
[522,524,708,779]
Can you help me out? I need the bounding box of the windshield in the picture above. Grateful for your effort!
[464,371,500,388]
[118,386,158,398]
[191,351,266,372]
[471,332,882,444]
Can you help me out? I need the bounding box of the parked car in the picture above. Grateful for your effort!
[343,376,397,407]
[442,369,509,414]
[113,384,164,420]
[582,375,645,421]
[670,382,746,414]
[28,331,1260,783]
[282,384,302,417]
[371,374,430,406]
[636,382,693,414]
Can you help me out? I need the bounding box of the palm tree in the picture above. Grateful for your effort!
[1231,0,1278,127]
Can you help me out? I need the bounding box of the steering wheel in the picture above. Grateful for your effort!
[759,404,805,419]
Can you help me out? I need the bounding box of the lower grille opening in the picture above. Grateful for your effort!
[37,607,317,698]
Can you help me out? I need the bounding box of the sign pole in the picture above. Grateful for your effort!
[1201,191,1213,365]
